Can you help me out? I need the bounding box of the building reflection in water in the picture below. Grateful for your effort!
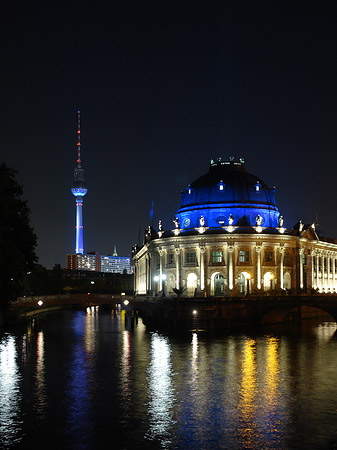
[65,310,97,446]
[261,337,284,445]
[0,335,22,448]
[34,331,48,420]
[315,321,337,343]
[237,336,286,449]
[146,332,174,447]
[238,338,258,447]
[120,328,132,405]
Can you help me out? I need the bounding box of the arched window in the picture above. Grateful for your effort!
[238,271,251,295]
[284,272,291,290]
[214,273,225,296]
[167,274,175,294]
[263,272,274,291]
[187,273,198,297]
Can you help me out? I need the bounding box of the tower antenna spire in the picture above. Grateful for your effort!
[77,110,81,167]
[71,110,88,255]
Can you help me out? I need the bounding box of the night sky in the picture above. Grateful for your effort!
[1,2,336,269]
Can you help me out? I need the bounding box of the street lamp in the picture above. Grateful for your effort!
[154,274,167,296]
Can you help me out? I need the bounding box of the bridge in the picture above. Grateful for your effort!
[11,293,337,330]
[130,295,337,330]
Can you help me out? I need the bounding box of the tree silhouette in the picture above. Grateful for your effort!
[0,164,37,309]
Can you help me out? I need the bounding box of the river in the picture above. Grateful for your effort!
[1,308,337,449]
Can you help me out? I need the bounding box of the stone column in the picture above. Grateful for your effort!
[256,245,262,290]
[327,252,331,292]
[228,245,234,291]
[159,249,163,291]
[279,245,284,289]
[310,250,315,289]
[175,247,181,289]
[331,253,336,292]
[146,254,149,293]
[199,245,205,291]
[299,247,304,290]
[134,262,137,294]
[321,253,325,291]
[316,253,319,290]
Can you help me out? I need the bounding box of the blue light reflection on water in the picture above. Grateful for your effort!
[0,311,337,449]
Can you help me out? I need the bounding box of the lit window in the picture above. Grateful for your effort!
[212,251,223,263]
[167,253,174,265]
[239,250,249,263]
[265,251,273,263]
[186,252,196,264]
[218,180,225,191]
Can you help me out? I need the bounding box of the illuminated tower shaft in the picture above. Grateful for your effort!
[75,197,84,254]
[71,111,87,254]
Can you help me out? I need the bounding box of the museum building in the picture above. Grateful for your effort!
[132,157,337,297]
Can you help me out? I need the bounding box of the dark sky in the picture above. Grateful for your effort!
[1,1,336,269]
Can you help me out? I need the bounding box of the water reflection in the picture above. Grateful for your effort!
[146,333,174,448]
[1,313,337,449]
[238,338,258,447]
[65,312,96,447]
[120,329,132,403]
[260,337,284,446]
[0,335,22,448]
[190,332,198,385]
[34,331,48,420]
[315,321,337,342]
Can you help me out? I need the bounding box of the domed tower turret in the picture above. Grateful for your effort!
[71,111,87,254]
[176,157,280,229]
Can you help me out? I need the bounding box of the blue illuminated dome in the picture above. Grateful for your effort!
[176,157,280,229]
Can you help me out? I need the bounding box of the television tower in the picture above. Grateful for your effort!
[71,111,87,254]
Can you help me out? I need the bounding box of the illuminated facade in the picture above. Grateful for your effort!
[133,157,337,296]
[71,111,87,254]
[67,252,133,274]
[100,255,133,274]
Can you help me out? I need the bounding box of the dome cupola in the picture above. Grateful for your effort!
[176,157,280,229]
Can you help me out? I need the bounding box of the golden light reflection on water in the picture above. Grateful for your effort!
[238,338,258,447]
[265,337,279,408]
[121,330,132,403]
[237,336,284,448]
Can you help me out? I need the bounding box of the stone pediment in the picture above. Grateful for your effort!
[301,224,319,241]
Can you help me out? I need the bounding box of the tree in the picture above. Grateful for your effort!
[0,164,37,309]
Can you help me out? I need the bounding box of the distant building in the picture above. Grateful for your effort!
[100,254,133,274]
[67,251,133,274]
[133,157,337,296]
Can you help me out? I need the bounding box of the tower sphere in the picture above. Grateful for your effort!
[176,157,280,229]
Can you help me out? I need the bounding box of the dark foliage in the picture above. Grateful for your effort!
[0,164,37,308]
